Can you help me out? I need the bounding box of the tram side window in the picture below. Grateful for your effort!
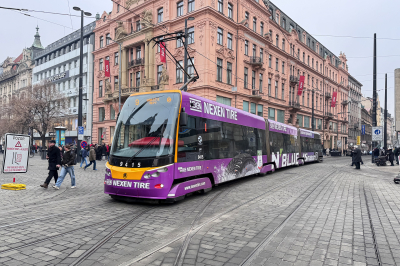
[269,131,298,154]
[177,116,202,162]
[301,137,315,152]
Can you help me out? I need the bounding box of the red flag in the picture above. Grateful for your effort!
[160,42,166,63]
[331,91,337,107]
[105,60,110,78]
[297,75,305,96]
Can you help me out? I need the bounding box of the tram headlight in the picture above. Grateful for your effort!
[157,167,168,173]
[143,173,151,179]
[151,172,160,178]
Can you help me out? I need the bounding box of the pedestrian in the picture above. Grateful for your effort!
[84,145,97,171]
[96,144,102,161]
[387,149,394,166]
[40,140,61,188]
[54,145,77,189]
[350,149,355,166]
[101,144,107,160]
[353,145,362,170]
[80,146,89,168]
[394,147,400,165]
[106,144,110,160]
[326,148,330,156]
[373,147,379,160]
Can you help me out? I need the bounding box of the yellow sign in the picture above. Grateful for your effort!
[357,136,361,145]
[167,97,172,103]
[147,97,160,105]
[135,99,139,105]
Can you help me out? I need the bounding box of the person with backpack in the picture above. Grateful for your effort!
[53,144,77,189]
[80,146,89,168]
[84,145,97,171]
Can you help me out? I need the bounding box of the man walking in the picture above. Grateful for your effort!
[40,140,61,188]
[54,145,76,189]
[84,145,97,171]
[387,149,395,166]
[353,145,362,170]
[80,146,89,168]
[394,147,399,165]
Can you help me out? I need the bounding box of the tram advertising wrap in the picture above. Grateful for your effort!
[104,90,323,202]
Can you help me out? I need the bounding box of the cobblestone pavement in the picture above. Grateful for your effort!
[1,155,400,266]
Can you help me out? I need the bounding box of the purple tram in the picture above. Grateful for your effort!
[104,90,322,202]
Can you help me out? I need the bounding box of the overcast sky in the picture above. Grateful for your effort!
[1,0,399,116]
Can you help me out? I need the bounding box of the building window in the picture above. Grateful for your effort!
[252,44,256,56]
[187,27,194,44]
[268,78,271,96]
[269,54,272,67]
[176,60,183,83]
[177,1,183,16]
[307,93,309,107]
[114,52,119,65]
[106,33,110,45]
[282,39,285,51]
[130,73,133,87]
[282,62,285,74]
[117,4,120,12]
[268,108,275,120]
[257,104,263,117]
[228,3,233,19]
[110,105,115,120]
[100,36,104,48]
[260,22,264,36]
[136,72,141,87]
[260,48,263,62]
[177,35,183,48]
[216,96,231,106]
[245,12,249,20]
[275,58,279,71]
[157,65,163,84]
[244,67,248,88]
[243,101,249,112]
[253,17,257,31]
[217,28,223,45]
[99,107,105,122]
[303,52,305,63]
[297,114,303,126]
[157,8,163,22]
[187,57,194,77]
[251,70,256,90]
[218,0,223,13]
[275,81,278,97]
[217,58,223,82]
[99,80,103,97]
[136,20,141,31]
[277,110,285,123]
[114,76,119,90]
[99,59,103,71]
[304,116,310,128]
[250,103,256,114]
[282,18,286,29]
[276,34,279,47]
[227,62,232,84]
[259,74,263,93]
[188,0,195,12]
[281,83,284,100]
[227,33,232,49]
[136,46,141,59]
[244,40,248,55]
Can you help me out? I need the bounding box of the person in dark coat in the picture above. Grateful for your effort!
[96,144,102,161]
[40,140,61,188]
[387,149,394,166]
[54,144,77,189]
[394,147,400,165]
[373,148,380,159]
[350,149,354,166]
[101,144,107,160]
[353,145,362,169]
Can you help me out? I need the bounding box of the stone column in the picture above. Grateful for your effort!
[149,40,155,85]
[145,40,150,80]
[121,48,128,89]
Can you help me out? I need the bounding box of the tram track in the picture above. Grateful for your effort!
[119,163,332,266]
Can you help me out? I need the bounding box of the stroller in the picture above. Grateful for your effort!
[375,156,387,166]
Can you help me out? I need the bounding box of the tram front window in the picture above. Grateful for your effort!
[111,93,180,158]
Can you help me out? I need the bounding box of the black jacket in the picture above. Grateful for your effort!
[373,148,380,156]
[388,150,394,161]
[62,150,76,166]
[47,146,61,170]
[353,148,362,163]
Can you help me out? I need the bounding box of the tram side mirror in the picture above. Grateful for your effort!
[180,108,188,127]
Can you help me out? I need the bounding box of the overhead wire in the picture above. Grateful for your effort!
[66,0,74,30]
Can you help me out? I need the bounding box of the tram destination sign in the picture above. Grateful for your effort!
[2,133,30,173]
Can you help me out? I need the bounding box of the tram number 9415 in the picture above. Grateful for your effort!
[120,161,141,168]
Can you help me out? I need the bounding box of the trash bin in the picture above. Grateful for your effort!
[41,149,47,160]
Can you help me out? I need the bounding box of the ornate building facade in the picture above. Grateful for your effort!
[93,0,357,150]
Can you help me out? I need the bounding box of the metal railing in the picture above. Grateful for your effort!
[289,101,301,109]
[341,100,348,105]
[251,89,263,96]
[249,56,263,65]
[325,92,331,99]
[128,58,145,68]
[325,112,334,118]
[289,75,298,84]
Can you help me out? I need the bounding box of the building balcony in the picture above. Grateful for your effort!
[341,100,349,105]
[289,101,301,111]
[325,112,334,119]
[151,85,160,91]
[122,87,140,96]
[289,75,298,85]
[247,56,263,68]
[128,58,145,68]
[249,89,263,99]
[325,92,331,99]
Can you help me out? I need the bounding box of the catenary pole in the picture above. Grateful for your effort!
[77,9,84,156]
[372,33,377,163]
[384,73,387,150]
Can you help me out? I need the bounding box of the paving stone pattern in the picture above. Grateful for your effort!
[1,156,400,265]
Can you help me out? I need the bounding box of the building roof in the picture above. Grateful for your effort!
[13,53,23,63]
[32,26,44,49]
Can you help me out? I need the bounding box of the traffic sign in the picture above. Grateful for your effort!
[80,141,87,149]
[372,126,383,141]
[2,133,30,173]
[78,126,84,141]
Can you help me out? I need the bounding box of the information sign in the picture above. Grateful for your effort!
[361,125,365,135]
[78,126,84,141]
[372,126,383,141]
[2,134,30,173]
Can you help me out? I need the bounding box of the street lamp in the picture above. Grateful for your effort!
[183,17,195,91]
[73,6,91,158]
[106,37,122,113]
